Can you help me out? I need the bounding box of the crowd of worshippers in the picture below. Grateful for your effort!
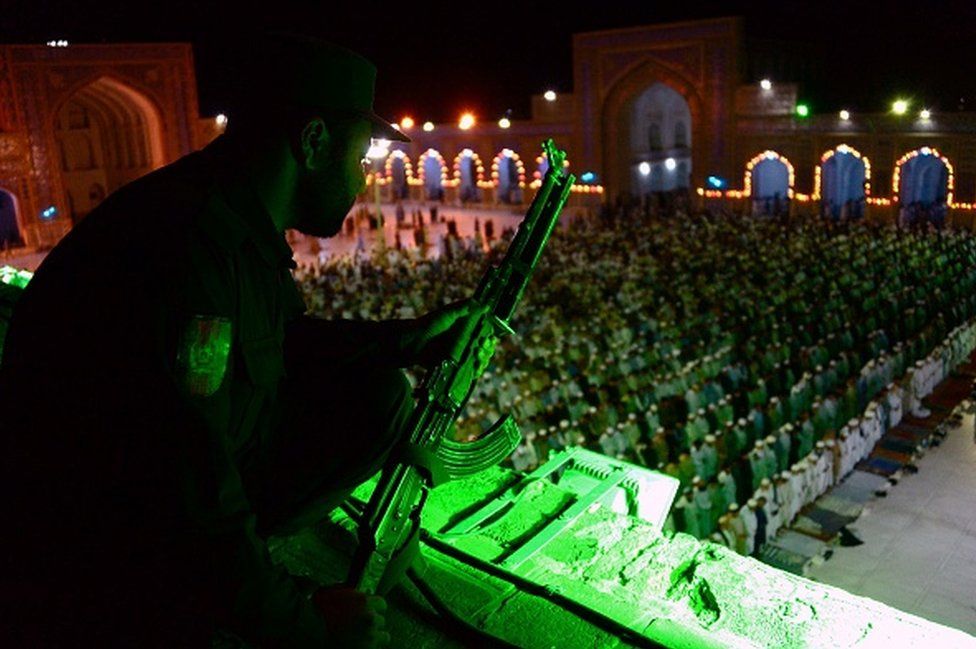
[292,201,976,559]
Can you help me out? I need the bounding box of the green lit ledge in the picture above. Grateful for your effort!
[271,450,976,648]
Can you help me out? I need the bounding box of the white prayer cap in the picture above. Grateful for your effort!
[816,365,824,372]
[697,408,706,416]
[761,478,772,487]
[728,503,739,512]
[737,418,747,427]
[693,475,703,484]
[755,440,765,448]
[791,463,804,473]
[718,469,728,479]
[848,418,859,427]
[815,441,825,449]
[656,426,665,434]
[771,396,780,403]
[705,434,716,444]
[628,413,637,421]
[559,419,569,428]
[825,439,836,448]
[780,470,791,479]
[886,382,895,390]
[589,406,597,414]
[747,498,759,508]
[766,435,776,444]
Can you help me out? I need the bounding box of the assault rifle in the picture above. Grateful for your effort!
[347,140,576,594]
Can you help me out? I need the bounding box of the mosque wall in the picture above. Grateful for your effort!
[9,20,976,252]
[0,43,199,248]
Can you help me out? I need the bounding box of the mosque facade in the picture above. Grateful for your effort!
[4,17,976,252]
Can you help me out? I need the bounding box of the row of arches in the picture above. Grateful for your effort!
[380,147,567,204]
[735,146,954,216]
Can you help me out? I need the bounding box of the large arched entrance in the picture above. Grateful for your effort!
[0,189,22,250]
[818,145,869,220]
[53,76,165,224]
[628,82,692,196]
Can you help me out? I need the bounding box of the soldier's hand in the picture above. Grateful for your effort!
[404,299,495,368]
[312,586,389,648]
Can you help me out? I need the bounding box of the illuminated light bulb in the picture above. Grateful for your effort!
[400,116,414,130]
[498,117,511,128]
[892,99,909,115]
[920,109,931,119]
[839,109,850,120]
[760,79,772,90]
[795,104,809,117]
[638,162,651,176]
[215,113,228,128]
[423,121,435,132]
[544,90,557,102]
[665,157,676,171]
[920,147,932,155]
[459,113,475,130]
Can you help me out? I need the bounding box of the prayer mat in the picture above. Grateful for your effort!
[878,437,918,454]
[888,428,924,442]
[759,545,810,575]
[895,423,937,439]
[803,505,857,536]
[769,529,829,559]
[871,447,912,464]
[831,470,889,503]
[791,516,834,541]
[816,494,864,520]
[857,456,903,476]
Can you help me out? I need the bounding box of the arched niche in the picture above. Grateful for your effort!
[52,76,165,223]
[0,189,23,249]
[628,82,693,195]
[819,145,869,219]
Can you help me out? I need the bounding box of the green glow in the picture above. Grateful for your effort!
[0,266,33,289]
[310,453,976,647]
[795,103,809,118]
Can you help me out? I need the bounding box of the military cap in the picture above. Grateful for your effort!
[246,32,409,142]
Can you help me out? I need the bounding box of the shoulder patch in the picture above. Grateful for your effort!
[176,315,232,396]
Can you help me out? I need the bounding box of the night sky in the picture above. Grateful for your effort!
[6,1,976,123]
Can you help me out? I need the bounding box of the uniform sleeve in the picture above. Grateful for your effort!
[149,233,328,647]
[283,315,414,371]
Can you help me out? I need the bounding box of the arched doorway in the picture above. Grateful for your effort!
[454,149,484,204]
[818,145,869,220]
[385,151,411,200]
[0,189,22,250]
[747,151,793,216]
[895,147,952,227]
[628,82,692,196]
[419,149,446,201]
[53,76,165,224]
[493,149,525,204]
